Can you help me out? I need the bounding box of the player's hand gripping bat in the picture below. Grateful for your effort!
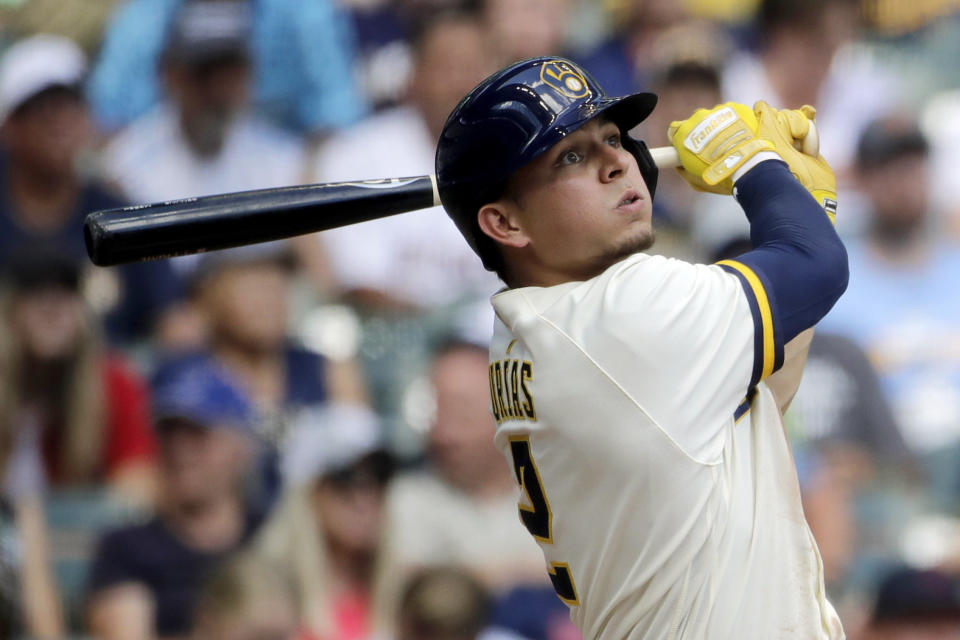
[84,126,818,267]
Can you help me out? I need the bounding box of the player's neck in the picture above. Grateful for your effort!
[507,257,623,289]
[505,257,599,289]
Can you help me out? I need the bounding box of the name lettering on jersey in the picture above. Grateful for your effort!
[488,359,536,424]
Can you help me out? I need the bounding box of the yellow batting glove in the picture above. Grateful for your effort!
[668,102,775,195]
[753,101,838,224]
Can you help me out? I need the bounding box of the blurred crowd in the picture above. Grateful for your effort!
[1,0,960,638]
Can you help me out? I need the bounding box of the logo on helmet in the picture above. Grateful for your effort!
[539,60,590,100]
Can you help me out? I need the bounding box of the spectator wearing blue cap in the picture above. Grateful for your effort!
[86,357,263,640]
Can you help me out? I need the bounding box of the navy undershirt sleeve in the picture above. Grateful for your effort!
[718,159,848,383]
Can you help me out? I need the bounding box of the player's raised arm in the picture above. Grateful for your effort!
[669,102,848,388]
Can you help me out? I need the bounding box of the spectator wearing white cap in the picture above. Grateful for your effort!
[0,33,185,345]
[255,404,395,640]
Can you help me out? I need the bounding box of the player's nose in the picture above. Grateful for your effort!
[598,143,628,183]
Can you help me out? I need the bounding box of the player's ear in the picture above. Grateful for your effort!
[478,202,529,249]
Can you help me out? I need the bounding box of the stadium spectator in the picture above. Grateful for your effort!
[860,566,960,640]
[922,90,960,234]
[312,9,499,311]
[256,405,393,640]
[101,0,307,292]
[170,243,368,426]
[635,58,731,261]
[88,0,365,135]
[0,426,64,638]
[789,333,913,470]
[709,236,913,602]
[0,0,119,56]
[386,340,544,592]
[489,584,581,640]
[396,567,492,640]
[721,0,900,174]
[345,0,414,111]
[0,247,158,504]
[191,553,300,640]
[482,0,572,66]
[87,356,262,640]
[820,116,960,509]
[0,33,183,344]
[152,243,370,511]
[574,0,703,98]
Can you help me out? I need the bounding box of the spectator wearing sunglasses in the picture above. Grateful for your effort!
[256,404,394,640]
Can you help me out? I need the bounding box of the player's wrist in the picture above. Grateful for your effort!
[732,157,793,204]
[731,151,782,182]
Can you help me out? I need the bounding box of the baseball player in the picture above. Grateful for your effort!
[434,57,848,639]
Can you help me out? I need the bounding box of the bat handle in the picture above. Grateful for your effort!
[649,146,681,169]
[430,173,441,207]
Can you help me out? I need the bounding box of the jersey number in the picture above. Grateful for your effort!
[509,436,580,606]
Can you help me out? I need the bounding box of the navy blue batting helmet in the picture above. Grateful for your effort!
[435,56,659,272]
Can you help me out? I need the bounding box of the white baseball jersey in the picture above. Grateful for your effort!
[488,253,844,640]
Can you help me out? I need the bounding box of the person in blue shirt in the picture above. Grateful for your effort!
[820,115,960,509]
[88,0,367,135]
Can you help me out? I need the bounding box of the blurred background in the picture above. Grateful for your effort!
[1,0,960,638]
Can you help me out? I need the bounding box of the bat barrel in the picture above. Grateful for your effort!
[84,176,437,266]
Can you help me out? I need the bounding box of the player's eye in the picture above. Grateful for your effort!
[557,149,583,166]
[606,133,622,148]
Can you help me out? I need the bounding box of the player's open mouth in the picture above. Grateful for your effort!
[617,189,642,210]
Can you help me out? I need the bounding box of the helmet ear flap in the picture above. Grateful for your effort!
[622,134,658,198]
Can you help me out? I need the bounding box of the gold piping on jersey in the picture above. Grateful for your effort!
[489,359,536,424]
[506,338,518,355]
[548,562,581,606]
[716,259,775,379]
[508,434,554,544]
[507,436,580,605]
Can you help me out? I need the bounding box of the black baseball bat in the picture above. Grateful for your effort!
[84,146,686,267]
[84,175,440,266]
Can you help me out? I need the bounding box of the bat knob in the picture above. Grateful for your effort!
[801,121,820,157]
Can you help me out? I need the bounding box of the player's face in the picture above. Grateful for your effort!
[502,117,654,285]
